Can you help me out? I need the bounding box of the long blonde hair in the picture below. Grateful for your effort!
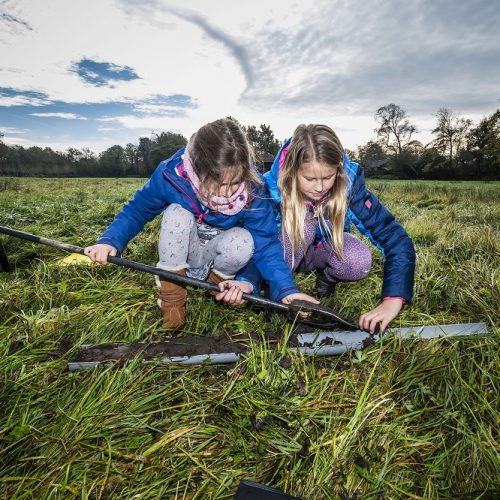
[278,124,348,263]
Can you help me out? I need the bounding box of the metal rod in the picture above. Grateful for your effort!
[0,225,359,328]
[0,224,292,312]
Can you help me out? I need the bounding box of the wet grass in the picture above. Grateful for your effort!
[0,177,499,499]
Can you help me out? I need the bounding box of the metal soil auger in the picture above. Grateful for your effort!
[0,224,488,370]
[0,225,357,329]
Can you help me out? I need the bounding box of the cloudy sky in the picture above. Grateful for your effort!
[1,0,499,153]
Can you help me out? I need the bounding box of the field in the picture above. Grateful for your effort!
[0,177,499,499]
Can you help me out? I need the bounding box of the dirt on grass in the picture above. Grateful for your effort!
[71,335,249,362]
[68,325,360,364]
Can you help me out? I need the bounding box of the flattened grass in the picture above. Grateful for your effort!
[1,178,499,498]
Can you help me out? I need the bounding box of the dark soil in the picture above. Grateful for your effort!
[318,336,343,346]
[71,335,249,362]
[69,325,355,364]
[69,327,314,363]
[361,336,377,349]
[299,335,344,348]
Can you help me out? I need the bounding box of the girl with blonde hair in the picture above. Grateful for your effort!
[225,123,415,333]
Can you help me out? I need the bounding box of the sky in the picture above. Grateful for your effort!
[1,0,499,153]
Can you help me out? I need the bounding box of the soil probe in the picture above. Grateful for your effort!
[68,323,488,370]
[0,225,357,329]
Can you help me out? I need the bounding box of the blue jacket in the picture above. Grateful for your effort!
[97,147,299,301]
[238,139,416,302]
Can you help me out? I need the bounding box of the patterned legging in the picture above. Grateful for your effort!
[157,203,254,280]
[281,211,372,283]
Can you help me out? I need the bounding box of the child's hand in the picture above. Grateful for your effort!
[359,298,403,334]
[215,280,253,305]
[84,244,118,264]
[281,293,320,318]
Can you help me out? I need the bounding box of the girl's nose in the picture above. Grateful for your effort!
[314,180,324,192]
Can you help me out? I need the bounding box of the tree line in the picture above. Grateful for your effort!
[354,105,499,180]
[0,122,280,178]
[0,107,498,179]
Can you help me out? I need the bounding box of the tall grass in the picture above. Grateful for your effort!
[0,178,499,498]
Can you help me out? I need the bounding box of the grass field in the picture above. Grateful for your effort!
[0,177,499,499]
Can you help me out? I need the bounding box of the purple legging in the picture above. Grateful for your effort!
[280,211,372,283]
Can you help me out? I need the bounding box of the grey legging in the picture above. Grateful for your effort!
[157,203,254,280]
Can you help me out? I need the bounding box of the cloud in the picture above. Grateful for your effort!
[131,93,197,116]
[238,0,500,118]
[0,12,32,31]
[131,104,188,116]
[0,95,49,106]
[92,113,191,132]
[95,116,119,122]
[165,5,254,90]
[30,112,88,120]
[1,0,498,152]
[72,58,140,87]
[115,0,499,124]
[0,85,198,152]
[0,126,28,134]
[117,0,254,90]
[1,86,194,120]
[94,94,197,126]
[0,87,52,107]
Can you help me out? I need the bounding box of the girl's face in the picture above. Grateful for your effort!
[297,161,337,201]
[200,167,243,207]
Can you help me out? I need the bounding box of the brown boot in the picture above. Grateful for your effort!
[206,271,224,297]
[157,269,187,330]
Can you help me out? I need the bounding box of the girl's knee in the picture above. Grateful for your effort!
[343,238,372,280]
[326,235,372,281]
[161,203,195,228]
[219,227,254,267]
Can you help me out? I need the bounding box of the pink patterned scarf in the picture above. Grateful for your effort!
[182,146,248,215]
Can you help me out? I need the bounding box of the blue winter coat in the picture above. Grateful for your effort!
[96,147,299,301]
[237,139,416,302]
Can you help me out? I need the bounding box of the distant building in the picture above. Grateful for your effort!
[255,151,275,172]
[364,158,389,175]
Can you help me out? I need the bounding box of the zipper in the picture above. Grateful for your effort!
[162,169,203,217]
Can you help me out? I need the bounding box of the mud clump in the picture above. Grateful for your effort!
[361,336,376,349]
[72,335,247,363]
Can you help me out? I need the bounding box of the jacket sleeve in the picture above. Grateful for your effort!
[241,188,299,301]
[235,258,265,295]
[96,163,170,253]
[348,169,416,302]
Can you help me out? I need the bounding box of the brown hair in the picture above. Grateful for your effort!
[189,117,261,195]
[278,124,348,263]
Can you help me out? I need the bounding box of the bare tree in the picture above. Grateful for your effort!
[432,108,472,167]
[375,104,417,156]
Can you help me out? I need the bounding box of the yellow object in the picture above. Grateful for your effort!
[57,253,92,266]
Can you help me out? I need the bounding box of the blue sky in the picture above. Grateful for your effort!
[1,0,499,152]
[0,86,196,150]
